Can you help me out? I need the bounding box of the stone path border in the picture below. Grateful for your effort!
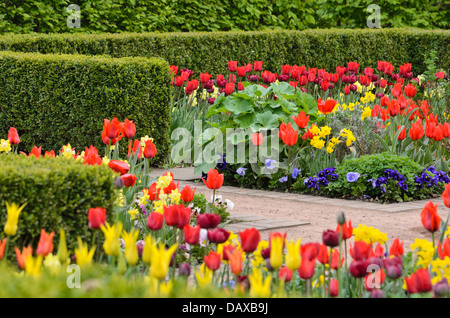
[152,167,442,231]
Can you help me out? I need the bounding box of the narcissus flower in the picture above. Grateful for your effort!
[88,207,106,229]
[4,202,26,236]
[201,169,224,190]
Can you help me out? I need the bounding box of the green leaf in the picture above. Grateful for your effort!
[233,113,256,129]
[255,111,279,128]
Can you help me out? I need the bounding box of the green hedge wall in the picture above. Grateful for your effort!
[0,154,118,251]
[0,51,172,164]
[0,28,448,76]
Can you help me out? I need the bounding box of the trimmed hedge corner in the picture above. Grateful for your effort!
[0,154,118,251]
[0,28,448,75]
[0,51,172,165]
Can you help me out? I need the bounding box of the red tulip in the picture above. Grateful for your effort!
[292,111,309,129]
[147,212,164,231]
[239,228,260,253]
[365,269,385,291]
[185,79,199,95]
[108,160,130,175]
[251,132,263,146]
[420,201,440,233]
[329,279,339,297]
[301,242,319,261]
[82,146,102,166]
[349,260,369,278]
[437,237,450,260]
[343,85,351,95]
[164,204,191,229]
[180,185,196,203]
[0,238,7,261]
[387,100,400,117]
[204,251,221,271]
[121,174,137,187]
[88,207,106,229]
[331,249,343,270]
[143,139,157,159]
[183,225,200,245]
[29,146,42,158]
[201,169,224,190]
[228,61,238,72]
[224,82,235,96]
[279,266,293,282]
[207,228,230,244]
[391,84,403,98]
[346,61,360,74]
[44,150,55,158]
[317,98,337,114]
[123,119,136,139]
[335,219,352,240]
[317,243,329,265]
[254,61,263,72]
[103,118,122,141]
[8,127,20,145]
[36,229,55,257]
[245,63,252,73]
[238,82,244,91]
[409,119,424,140]
[196,213,221,229]
[442,183,450,208]
[397,125,406,140]
[405,268,432,294]
[298,258,315,280]
[352,241,371,261]
[436,72,445,80]
[200,72,211,84]
[174,76,185,87]
[237,66,246,77]
[278,122,298,146]
[389,238,404,256]
[404,84,417,98]
[128,139,142,160]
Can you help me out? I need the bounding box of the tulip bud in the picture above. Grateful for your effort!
[370,289,385,298]
[266,258,274,272]
[136,240,145,258]
[261,247,271,259]
[178,262,191,277]
[433,278,449,298]
[337,212,346,226]
[322,230,340,248]
[115,176,124,189]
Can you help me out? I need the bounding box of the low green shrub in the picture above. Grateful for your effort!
[0,154,118,251]
[0,51,172,165]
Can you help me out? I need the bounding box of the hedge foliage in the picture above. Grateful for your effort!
[0,28,448,76]
[0,51,172,164]
[0,154,118,251]
[0,0,447,33]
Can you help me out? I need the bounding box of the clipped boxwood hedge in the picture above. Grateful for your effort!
[0,28,448,75]
[0,154,118,251]
[0,51,172,165]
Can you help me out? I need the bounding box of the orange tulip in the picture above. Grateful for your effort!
[278,122,298,146]
[336,219,353,240]
[180,185,196,203]
[292,111,310,129]
[15,245,33,270]
[442,183,450,208]
[36,229,55,257]
[0,238,7,261]
[225,248,243,276]
[409,119,424,140]
[437,237,450,260]
[204,251,221,271]
[201,169,224,190]
[389,238,404,257]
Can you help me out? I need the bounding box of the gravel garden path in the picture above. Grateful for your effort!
[154,167,447,251]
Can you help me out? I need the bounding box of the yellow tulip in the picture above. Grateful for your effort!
[194,268,213,289]
[249,269,272,298]
[142,235,152,265]
[150,242,178,280]
[285,239,301,271]
[101,222,123,257]
[74,237,95,268]
[56,228,69,265]
[269,236,283,270]
[123,228,139,266]
[25,255,43,276]
[4,202,26,236]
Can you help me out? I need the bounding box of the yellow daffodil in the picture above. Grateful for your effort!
[156,175,172,189]
[311,136,325,149]
[249,269,272,298]
[43,254,62,275]
[123,228,139,266]
[353,224,388,245]
[0,139,11,153]
[4,202,26,236]
[361,106,372,120]
[128,207,140,220]
[74,237,95,268]
[410,238,435,268]
[312,274,325,288]
[252,240,269,268]
[318,126,332,138]
[286,239,301,271]
[60,144,75,159]
[101,222,123,257]
[431,257,450,285]
[153,200,165,214]
[169,188,181,205]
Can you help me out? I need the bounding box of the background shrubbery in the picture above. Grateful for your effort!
[0,51,172,164]
[0,0,448,33]
[0,154,118,250]
[0,29,448,76]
